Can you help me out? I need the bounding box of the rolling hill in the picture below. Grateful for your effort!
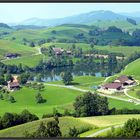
[1,115,140,137]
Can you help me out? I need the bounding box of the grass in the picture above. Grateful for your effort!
[3,54,44,68]
[0,86,83,118]
[79,114,140,127]
[108,98,140,109]
[127,85,140,99]
[0,117,94,137]
[48,76,105,90]
[95,45,140,57]
[0,40,36,60]
[121,58,140,80]
[1,115,140,137]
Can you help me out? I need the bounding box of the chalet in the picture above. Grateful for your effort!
[114,75,135,86]
[5,53,20,59]
[102,83,123,92]
[53,48,72,55]
[53,48,64,55]
[7,76,20,91]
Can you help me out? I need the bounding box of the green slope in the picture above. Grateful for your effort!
[1,115,140,137]
[0,40,37,60]
[0,117,94,137]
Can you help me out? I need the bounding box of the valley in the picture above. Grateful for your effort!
[1,9,140,138]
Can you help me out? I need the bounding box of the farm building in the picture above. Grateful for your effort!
[102,83,122,92]
[114,75,135,86]
[7,76,20,91]
[100,75,135,94]
[53,48,72,55]
[53,48,64,55]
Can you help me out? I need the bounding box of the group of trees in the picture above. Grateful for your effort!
[73,92,109,117]
[24,117,61,138]
[106,118,140,138]
[0,110,39,130]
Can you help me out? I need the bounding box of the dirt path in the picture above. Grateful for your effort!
[86,124,123,137]
[45,83,131,102]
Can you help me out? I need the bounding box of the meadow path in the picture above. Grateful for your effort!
[86,124,124,137]
[45,83,131,102]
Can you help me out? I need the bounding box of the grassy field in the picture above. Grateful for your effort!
[95,46,140,57]
[0,86,83,118]
[0,40,37,60]
[0,117,95,137]
[121,58,140,80]
[41,42,140,57]
[3,54,44,68]
[48,76,105,90]
[108,98,140,109]
[1,115,140,137]
[127,85,140,99]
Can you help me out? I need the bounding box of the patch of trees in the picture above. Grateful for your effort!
[73,92,109,117]
[109,108,140,115]
[61,71,73,85]
[0,110,39,130]
[127,18,137,25]
[24,117,61,138]
[35,92,46,104]
[106,26,122,33]
[106,118,140,138]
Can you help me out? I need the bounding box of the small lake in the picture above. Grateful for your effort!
[33,65,113,82]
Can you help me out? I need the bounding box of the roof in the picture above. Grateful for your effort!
[9,82,19,88]
[103,83,122,89]
[116,75,132,83]
[53,48,64,53]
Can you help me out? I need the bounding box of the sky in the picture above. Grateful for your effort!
[0,3,140,23]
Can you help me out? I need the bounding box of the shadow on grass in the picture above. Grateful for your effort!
[68,82,80,85]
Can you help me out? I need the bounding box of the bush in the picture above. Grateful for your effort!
[42,113,54,119]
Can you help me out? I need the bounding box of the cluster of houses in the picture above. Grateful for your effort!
[100,75,135,94]
[52,48,72,56]
[7,76,20,91]
[85,54,126,60]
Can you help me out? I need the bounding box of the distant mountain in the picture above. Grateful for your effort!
[0,23,11,29]
[19,10,128,27]
[12,25,46,30]
[121,12,140,18]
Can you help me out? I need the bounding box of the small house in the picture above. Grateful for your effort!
[53,48,64,55]
[7,76,20,91]
[102,83,123,92]
[114,75,135,86]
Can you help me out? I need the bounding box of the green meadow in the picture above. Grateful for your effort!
[3,54,43,68]
[0,86,83,118]
[1,115,140,137]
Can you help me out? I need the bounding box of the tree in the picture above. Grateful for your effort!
[1,113,14,128]
[0,93,3,100]
[35,92,46,104]
[30,42,35,47]
[62,71,73,85]
[8,95,16,103]
[46,119,62,137]
[73,92,109,117]
[20,109,39,123]
[68,127,79,137]
[5,73,13,82]
[24,118,62,138]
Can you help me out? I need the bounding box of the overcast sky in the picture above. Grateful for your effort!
[0,3,140,23]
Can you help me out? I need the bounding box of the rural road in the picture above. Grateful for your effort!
[86,124,124,137]
[45,83,132,103]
